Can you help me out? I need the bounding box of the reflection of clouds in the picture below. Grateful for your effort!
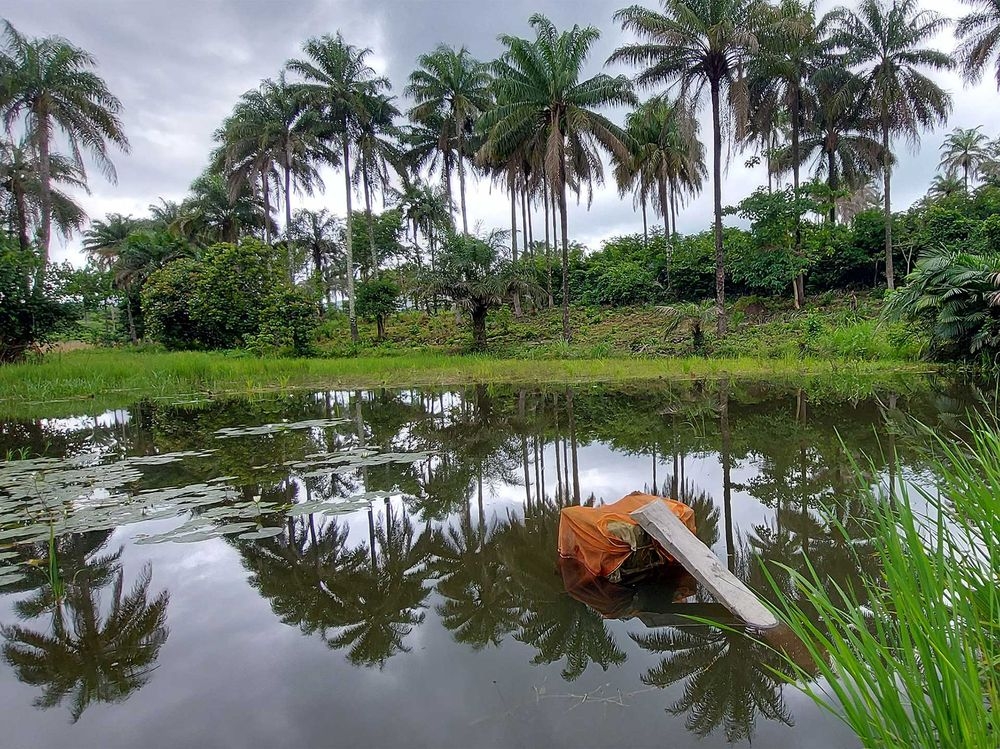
[40,408,131,433]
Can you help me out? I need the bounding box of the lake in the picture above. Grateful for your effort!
[0,377,973,748]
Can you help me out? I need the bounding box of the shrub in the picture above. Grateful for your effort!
[0,240,75,362]
[356,277,400,340]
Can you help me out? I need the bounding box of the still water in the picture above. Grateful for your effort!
[0,378,971,748]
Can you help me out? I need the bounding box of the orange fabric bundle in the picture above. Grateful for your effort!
[557,492,696,578]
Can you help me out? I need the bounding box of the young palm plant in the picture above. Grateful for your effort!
[610,0,767,334]
[829,0,953,290]
[481,14,636,343]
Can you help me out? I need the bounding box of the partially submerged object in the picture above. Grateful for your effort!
[557,491,696,582]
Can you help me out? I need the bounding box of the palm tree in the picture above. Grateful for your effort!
[0,138,87,252]
[176,171,268,244]
[956,0,1000,88]
[748,0,832,306]
[406,45,492,235]
[482,14,636,343]
[611,0,766,334]
[939,126,992,192]
[287,33,390,343]
[81,213,146,259]
[353,94,403,275]
[927,172,966,200]
[289,207,343,304]
[830,0,953,290]
[0,21,129,284]
[620,97,705,288]
[774,67,884,223]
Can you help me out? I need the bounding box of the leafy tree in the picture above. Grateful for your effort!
[356,276,399,340]
[482,14,636,343]
[830,0,953,290]
[611,0,767,334]
[0,21,128,282]
[406,45,492,234]
[422,230,538,350]
[287,33,390,343]
[0,234,73,360]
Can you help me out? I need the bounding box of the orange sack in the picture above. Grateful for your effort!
[558,491,696,579]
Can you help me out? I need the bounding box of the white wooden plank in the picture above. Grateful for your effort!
[632,502,779,630]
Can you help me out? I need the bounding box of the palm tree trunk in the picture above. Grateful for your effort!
[882,121,894,291]
[659,174,671,291]
[641,194,648,247]
[527,192,534,251]
[543,177,554,307]
[827,149,838,225]
[284,163,294,284]
[520,184,529,257]
[363,170,377,280]
[343,137,358,342]
[457,126,469,235]
[557,131,572,343]
[36,111,52,291]
[471,305,487,350]
[510,182,518,261]
[710,80,726,335]
[567,387,580,504]
[444,151,454,225]
[12,182,30,253]
[791,87,804,310]
[262,174,272,245]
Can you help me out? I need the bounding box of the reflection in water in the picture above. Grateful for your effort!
[0,377,976,746]
[1,531,169,721]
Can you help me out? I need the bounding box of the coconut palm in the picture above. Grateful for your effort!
[610,0,767,334]
[0,137,86,252]
[939,126,992,192]
[482,14,636,343]
[406,45,492,235]
[830,0,953,290]
[287,33,390,343]
[956,0,1000,88]
[0,21,128,282]
[620,97,705,288]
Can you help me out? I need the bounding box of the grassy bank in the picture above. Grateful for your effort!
[0,348,935,420]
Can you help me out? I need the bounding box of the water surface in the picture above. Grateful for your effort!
[0,378,972,748]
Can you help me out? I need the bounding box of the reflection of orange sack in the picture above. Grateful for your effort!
[557,491,696,578]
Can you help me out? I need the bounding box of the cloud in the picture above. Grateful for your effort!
[4,0,998,265]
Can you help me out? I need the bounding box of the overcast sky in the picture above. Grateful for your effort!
[6,0,999,266]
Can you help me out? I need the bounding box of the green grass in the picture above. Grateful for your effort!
[766,416,1000,747]
[0,348,935,420]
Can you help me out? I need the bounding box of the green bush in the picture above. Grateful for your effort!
[246,289,319,357]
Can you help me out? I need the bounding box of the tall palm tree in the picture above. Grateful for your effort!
[0,137,87,251]
[611,0,766,334]
[353,93,403,275]
[176,171,268,245]
[0,21,129,284]
[939,126,992,192]
[287,33,390,342]
[748,0,832,307]
[773,67,884,223]
[928,172,968,201]
[399,112,457,213]
[830,0,953,290]
[288,207,343,302]
[406,45,492,235]
[956,0,1000,88]
[482,14,636,342]
[620,97,705,288]
[81,213,146,259]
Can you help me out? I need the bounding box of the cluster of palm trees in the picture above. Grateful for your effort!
[6,0,1000,342]
[927,125,1000,198]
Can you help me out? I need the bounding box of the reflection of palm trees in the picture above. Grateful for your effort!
[326,507,433,668]
[631,541,793,743]
[432,513,519,649]
[497,502,626,681]
[1,531,169,722]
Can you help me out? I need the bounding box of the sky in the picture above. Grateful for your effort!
[6,0,999,266]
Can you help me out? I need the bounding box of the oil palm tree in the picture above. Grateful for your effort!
[927,172,966,200]
[353,93,403,274]
[482,14,636,343]
[611,0,767,334]
[956,0,1000,88]
[773,67,884,223]
[81,213,146,260]
[399,112,457,213]
[0,137,87,252]
[289,207,343,303]
[287,33,390,342]
[0,21,128,282]
[621,97,705,288]
[830,0,953,290]
[939,126,992,192]
[406,45,492,235]
[176,171,268,245]
[747,0,833,306]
